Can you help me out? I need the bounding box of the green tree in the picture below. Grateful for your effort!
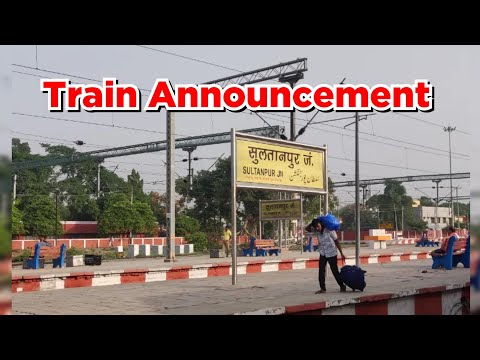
[302,178,339,220]
[0,156,9,257]
[176,214,200,236]
[42,144,102,220]
[366,180,426,231]
[419,196,434,206]
[12,202,25,235]
[176,156,338,237]
[237,188,275,235]
[339,204,380,231]
[22,195,63,238]
[98,166,129,199]
[185,231,208,252]
[149,191,185,227]
[66,195,99,221]
[133,201,158,235]
[128,170,149,204]
[0,217,9,257]
[407,218,428,232]
[12,139,55,206]
[98,195,139,236]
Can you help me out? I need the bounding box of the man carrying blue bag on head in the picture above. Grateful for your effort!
[306,214,347,293]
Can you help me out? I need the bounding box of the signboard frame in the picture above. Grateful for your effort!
[230,129,329,285]
[259,199,302,221]
[235,132,328,195]
[259,198,304,255]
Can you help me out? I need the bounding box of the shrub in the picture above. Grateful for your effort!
[66,247,84,256]
[185,231,208,252]
[12,249,31,262]
[176,215,200,237]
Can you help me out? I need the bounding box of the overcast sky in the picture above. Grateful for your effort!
[4,45,477,215]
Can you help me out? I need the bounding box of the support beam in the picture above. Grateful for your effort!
[97,163,101,198]
[355,112,360,267]
[165,111,176,262]
[12,126,284,171]
[332,173,470,188]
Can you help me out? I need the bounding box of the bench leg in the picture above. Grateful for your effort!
[432,257,442,269]
[53,257,64,268]
[257,249,267,257]
[462,253,470,268]
[452,256,461,268]
[444,256,453,270]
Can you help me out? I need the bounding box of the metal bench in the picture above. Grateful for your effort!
[303,235,319,252]
[242,237,280,257]
[23,243,66,269]
[431,237,469,270]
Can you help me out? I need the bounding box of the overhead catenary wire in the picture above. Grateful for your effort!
[12,56,470,191]
[13,112,193,138]
[13,59,470,137]
[250,112,469,160]
[13,112,170,135]
[136,45,242,73]
[249,112,287,140]
[12,131,105,148]
[328,155,439,174]
[392,113,470,136]
[320,121,469,157]
[13,136,104,149]
[13,63,470,158]
[256,112,469,159]
[134,45,469,138]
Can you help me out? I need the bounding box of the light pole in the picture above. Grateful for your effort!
[454,186,461,228]
[444,126,456,226]
[354,112,360,266]
[182,146,198,191]
[343,113,372,267]
[55,191,59,246]
[432,180,443,231]
[279,73,304,141]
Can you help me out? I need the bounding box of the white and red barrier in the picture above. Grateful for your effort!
[236,282,470,315]
[12,250,431,293]
[12,237,187,251]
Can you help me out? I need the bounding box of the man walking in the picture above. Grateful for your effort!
[223,225,232,257]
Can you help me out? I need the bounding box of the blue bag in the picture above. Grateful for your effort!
[340,265,367,291]
[318,213,341,231]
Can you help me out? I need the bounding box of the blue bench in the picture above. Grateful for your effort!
[415,239,436,247]
[472,255,480,290]
[242,237,280,257]
[24,243,66,269]
[303,235,319,252]
[431,237,469,270]
[452,236,470,269]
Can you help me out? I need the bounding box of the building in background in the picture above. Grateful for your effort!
[412,199,421,207]
[412,206,451,230]
[62,221,98,238]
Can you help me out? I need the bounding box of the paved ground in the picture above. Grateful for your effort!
[12,259,469,315]
[13,244,424,277]
[472,288,480,314]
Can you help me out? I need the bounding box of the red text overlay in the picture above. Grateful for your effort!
[40,78,434,112]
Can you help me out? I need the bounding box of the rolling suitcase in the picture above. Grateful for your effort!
[340,265,367,291]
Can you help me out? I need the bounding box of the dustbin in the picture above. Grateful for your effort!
[84,255,102,266]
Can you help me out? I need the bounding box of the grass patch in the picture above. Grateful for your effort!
[12,249,31,263]
[66,247,121,260]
